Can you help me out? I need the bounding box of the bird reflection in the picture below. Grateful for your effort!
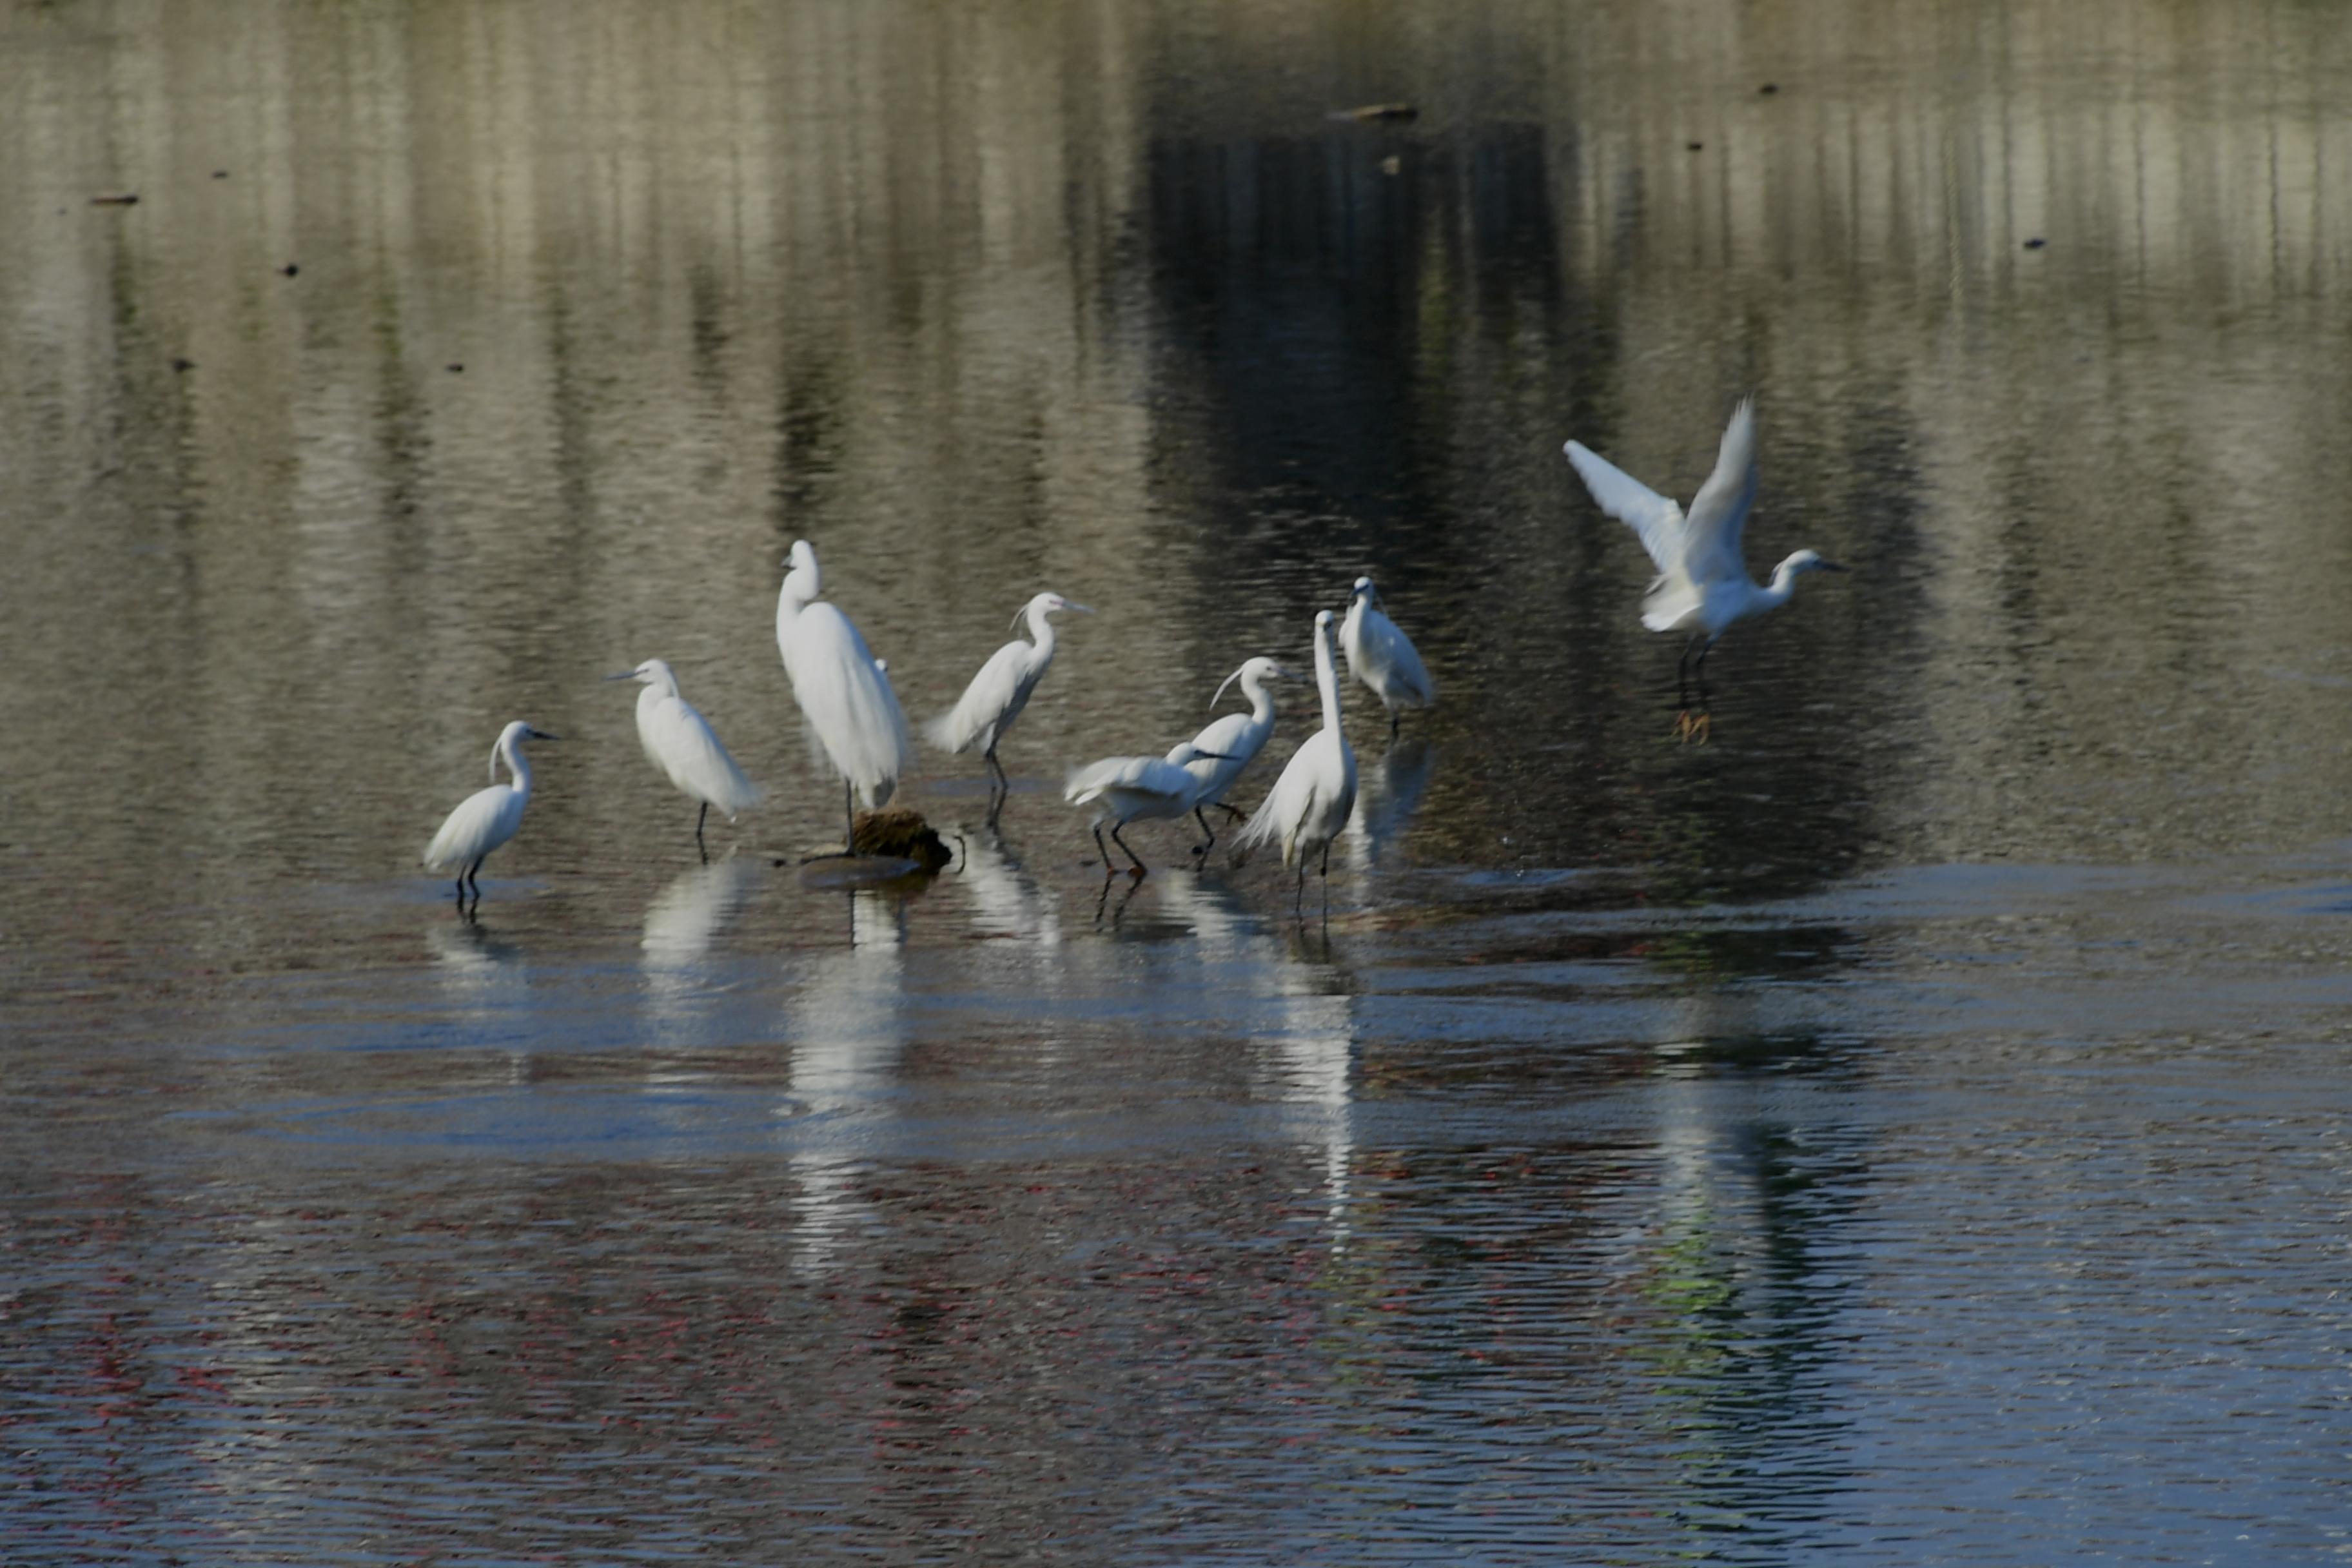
[642,856,760,969]
[785,888,906,1275]
[1345,738,1436,872]
[956,828,1062,948]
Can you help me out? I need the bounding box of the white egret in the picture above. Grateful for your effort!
[1340,576,1435,736]
[1065,740,1232,877]
[607,658,762,857]
[1563,396,1844,741]
[925,591,1092,821]
[775,540,914,843]
[1179,656,1295,856]
[422,721,558,907]
[1234,610,1358,912]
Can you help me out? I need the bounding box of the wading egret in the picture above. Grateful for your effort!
[1340,576,1435,736]
[1180,657,1295,856]
[1562,396,1843,741]
[926,591,1092,821]
[607,658,762,857]
[422,721,558,907]
[1234,611,1358,912]
[776,540,914,843]
[1066,740,1231,877]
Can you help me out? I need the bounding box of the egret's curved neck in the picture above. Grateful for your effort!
[779,564,819,618]
[1240,671,1278,725]
[496,735,534,797]
[1026,605,1059,658]
[1758,558,1807,611]
[1315,626,1342,732]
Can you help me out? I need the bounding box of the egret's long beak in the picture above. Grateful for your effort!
[1268,663,1299,681]
[1819,560,1850,573]
[529,730,563,741]
[1064,602,1095,614]
[603,670,639,682]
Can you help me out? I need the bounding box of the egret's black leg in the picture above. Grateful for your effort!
[1092,821,1114,874]
[1211,801,1248,822]
[842,780,856,852]
[1389,710,1400,739]
[695,802,710,862]
[1192,805,1217,857]
[1109,822,1148,877]
[1690,641,1716,743]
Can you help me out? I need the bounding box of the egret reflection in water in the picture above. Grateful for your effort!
[786,890,908,1273]
[1345,739,1437,872]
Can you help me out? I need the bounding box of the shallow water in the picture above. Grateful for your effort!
[6,1,2352,1562]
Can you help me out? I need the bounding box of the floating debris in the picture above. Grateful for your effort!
[280,262,299,277]
[1329,103,1417,122]
[2023,237,2047,250]
[1759,83,1780,95]
[1687,141,1705,152]
[90,193,139,206]
[171,358,195,373]
[851,807,954,871]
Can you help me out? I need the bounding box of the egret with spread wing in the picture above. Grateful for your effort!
[607,658,761,858]
[775,540,914,843]
[1562,396,1842,741]
[926,591,1090,823]
[1340,576,1434,736]
[1066,740,1231,878]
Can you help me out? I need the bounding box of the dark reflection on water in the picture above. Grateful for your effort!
[6,0,2352,1562]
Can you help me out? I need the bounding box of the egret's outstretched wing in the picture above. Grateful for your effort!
[645,694,763,816]
[1064,754,1193,810]
[1563,440,1685,572]
[1678,397,1759,583]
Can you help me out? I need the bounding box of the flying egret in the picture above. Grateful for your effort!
[1179,656,1295,856]
[1562,396,1844,741]
[775,539,914,844]
[422,721,559,908]
[1340,576,1435,736]
[1066,740,1233,877]
[926,591,1092,822]
[606,658,762,858]
[1234,611,1358,912]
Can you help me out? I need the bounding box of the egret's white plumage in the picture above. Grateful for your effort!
[926,591,1091,816]
[609,658,761,851]
[1180,656,1295,854]
[1234,611,1358,906]
[775,540,914,834]
[1340,577,1435,734]
[1066,740,1224,876]
[1562,397,1842,736]
[422,720,558,903]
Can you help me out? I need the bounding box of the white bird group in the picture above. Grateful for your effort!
[422,392,1841,911]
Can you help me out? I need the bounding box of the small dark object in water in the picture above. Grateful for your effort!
[2023,237,2047,250]
[1759,83,1779,95]
[171,357,195,373]
[851,807,954,872]
[211,170,229,179]
[446,363,464,373]
[90,193,139,206]
[1687,141,1704,152]
[1330,103,1417,122]
[280,262,299,277]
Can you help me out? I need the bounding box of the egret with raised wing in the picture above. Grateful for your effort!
[1180,656,1294,856]
[1066,740,1232,878]
[1340,576,1435,736]
[1233,611,1357,913]
[776,540,914,844]
[607,658,761,858]
[1562,396,1843,741]
[422,721,559,910]
[926,591,1091,823]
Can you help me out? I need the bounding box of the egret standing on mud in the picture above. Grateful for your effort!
[1340,576,1435,736]
[422,720,559,909]
[1066,741,1232,878]
[775,540,914,845]
[1180,656,1293,856]
[1562,396,1843,742]
[1235,611,1357,912]
[926,591,1092,823]
[607,658,761,858]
